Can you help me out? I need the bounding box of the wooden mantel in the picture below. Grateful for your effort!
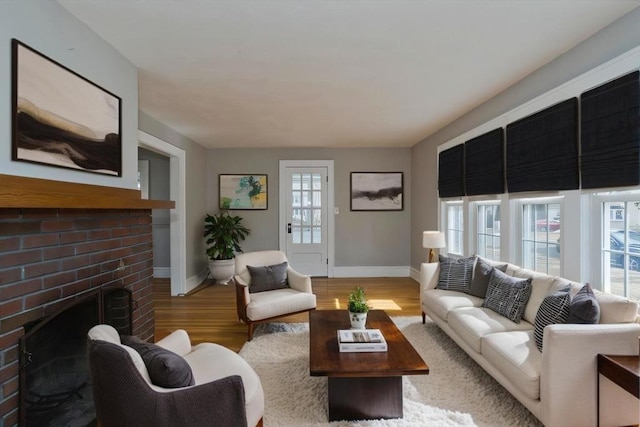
[0,174,175,209]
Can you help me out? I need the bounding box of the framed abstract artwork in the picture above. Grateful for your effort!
[11,39,122,176]
[350,172,403,211]
[219,174,268,210]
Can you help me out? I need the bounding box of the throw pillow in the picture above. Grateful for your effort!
[121,335,195,388]
[566,283,600,324]
[534,286,571,352]
[248,261,289,293]
[468,257,508,298]
[482,268,532,323]
[436,255,475,293]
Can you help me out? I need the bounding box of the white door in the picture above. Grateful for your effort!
[279,161,334,277]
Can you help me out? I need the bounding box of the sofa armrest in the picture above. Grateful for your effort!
[287,268,312,293]
[420,262,439,294]
[540,323,640,427]
[155,329,192,357]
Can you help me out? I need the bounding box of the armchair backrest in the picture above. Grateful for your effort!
[234,250,288,284]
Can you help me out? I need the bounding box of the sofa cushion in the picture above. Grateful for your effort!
[481,330,541,400]
[468,256,508,298]
[436,255,474,292]
[594,290,640,324]
[566,283,600,324]
[534,287,571,351]
[121,335,195,388]
[483,269,532,323]
[511,268,566,324]
[248,261,289,293]
[448,307,534,353]
[422,289,484,322]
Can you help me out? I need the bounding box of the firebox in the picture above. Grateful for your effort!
[19,287,132,426]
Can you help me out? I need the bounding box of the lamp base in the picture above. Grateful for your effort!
[428,248,436,263]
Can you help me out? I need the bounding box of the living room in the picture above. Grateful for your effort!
[1,1,639,426]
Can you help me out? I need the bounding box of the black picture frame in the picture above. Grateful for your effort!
[350,172,403,211]
[219,174,268,210]
[11,39,122,176]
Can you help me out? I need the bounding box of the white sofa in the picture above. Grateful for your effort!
[420,260,640,427]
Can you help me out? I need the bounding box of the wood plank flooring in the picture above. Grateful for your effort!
[153,277,421,352]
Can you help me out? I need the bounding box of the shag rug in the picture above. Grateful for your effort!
[239,316,544,427]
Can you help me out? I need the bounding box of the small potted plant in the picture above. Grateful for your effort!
[204,211,250,284]
[347,286,370,329]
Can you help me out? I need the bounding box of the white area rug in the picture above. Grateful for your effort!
[239,317,543,427]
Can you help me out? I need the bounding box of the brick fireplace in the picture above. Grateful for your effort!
[0,175,172,426]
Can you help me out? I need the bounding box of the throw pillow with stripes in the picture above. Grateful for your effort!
[436,255,475,293]
[534,286,572,352]
[482,268,532,323]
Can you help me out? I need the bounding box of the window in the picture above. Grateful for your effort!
[602,200,640,301]
[522,201,561,275]
[446,202,464,255]
[477,204,501,261]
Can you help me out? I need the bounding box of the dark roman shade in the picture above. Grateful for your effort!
[464,128,505,196]
[438,144,465,197]
[506,98,579,193]
[580,71,640,189]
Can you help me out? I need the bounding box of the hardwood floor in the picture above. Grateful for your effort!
[153,277,421,352]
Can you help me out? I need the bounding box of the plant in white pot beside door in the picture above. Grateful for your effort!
[204,212,250,284]
[347,286,370,329]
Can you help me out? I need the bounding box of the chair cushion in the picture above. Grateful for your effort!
[468,256,508,298]
[483,268,532,323]
[436,255,474,292]
[248,261,289,293]
[121,335,195,388]
[566,283,600,324]
[246,288,316,320]
[534,286,571,351]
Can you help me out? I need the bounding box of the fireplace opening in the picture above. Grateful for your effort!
[20,287,133,426]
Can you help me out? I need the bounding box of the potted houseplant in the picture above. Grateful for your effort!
[204,211,250,284]
[347,286,370,329]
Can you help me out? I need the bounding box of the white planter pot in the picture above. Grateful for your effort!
[349,311,367,329]
[208,259,235,285]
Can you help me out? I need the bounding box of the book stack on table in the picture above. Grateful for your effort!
[337,329,388,352]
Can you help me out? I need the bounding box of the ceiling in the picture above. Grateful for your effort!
[57,0,640,149]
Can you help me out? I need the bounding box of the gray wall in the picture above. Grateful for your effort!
[0,0,139,189]
[207,148,411,267]
[410,6,640,271]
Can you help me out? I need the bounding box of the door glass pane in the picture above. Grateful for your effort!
[312,209,321,226]
[302,227,311,244]
[302,174,311,190]
[312,174,321,190]
[292,191,301,207]
[313,191,321,207]
[302,191,311,207]
[312,227,321,243]
[292,226,301,244]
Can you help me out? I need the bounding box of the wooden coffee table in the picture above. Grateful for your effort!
[309,309,429,421]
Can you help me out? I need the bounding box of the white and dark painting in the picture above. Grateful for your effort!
[11,39,122,176]
[350,172,403,211]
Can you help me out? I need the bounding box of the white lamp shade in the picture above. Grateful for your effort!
[422,231,446,249]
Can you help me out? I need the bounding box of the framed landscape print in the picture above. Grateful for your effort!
[11,39,122,176]
[350,172,403,211]
[219,174,268,210]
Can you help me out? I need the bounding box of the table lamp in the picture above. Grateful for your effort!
[422,231,446,263]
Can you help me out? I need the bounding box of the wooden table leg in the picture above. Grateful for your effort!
[328,376,403,421]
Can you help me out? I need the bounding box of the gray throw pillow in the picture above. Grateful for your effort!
[436,255,475,293]
[566,283,600,324]
[248,261,289,293]
[534,286,571,352]
[482,268,532,323]
[121,335,195,388]
[468,257,508,298]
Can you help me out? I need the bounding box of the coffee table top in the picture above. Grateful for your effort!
[309,309,429,378]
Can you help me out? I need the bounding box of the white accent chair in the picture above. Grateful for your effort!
[234,250,317,340]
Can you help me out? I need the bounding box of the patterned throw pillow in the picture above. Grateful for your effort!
[534,286,571,351]
[482,268,532,323]
[248,261,289,293]
[468,256,508,298]
[436,255,475,293]
[566,283,600,324]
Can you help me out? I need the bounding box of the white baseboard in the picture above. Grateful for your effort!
[184,267,209,295]
[331,266,410,278]
[409,266,421,282]
[153,267,171,278]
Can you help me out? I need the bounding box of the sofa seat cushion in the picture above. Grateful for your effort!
[247,288,316,320]
[422,289,484,322]
[481,330,541,400]
[185,342,264,423]
[448,307,534,353]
